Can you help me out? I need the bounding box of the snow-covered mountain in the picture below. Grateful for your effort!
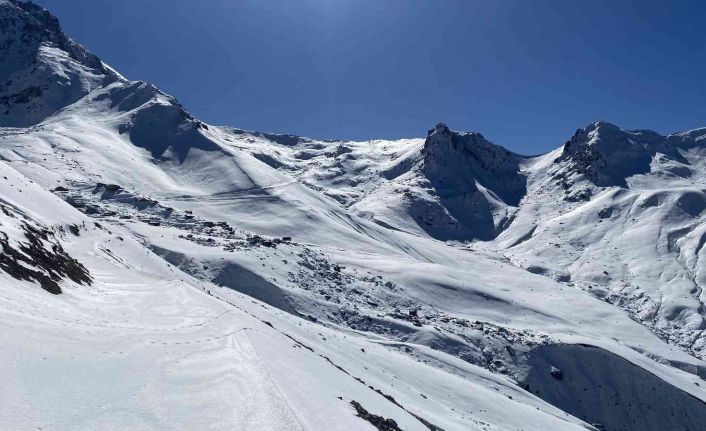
[351,122,526,241]
[2,1,706,430]
[0,0,120,127]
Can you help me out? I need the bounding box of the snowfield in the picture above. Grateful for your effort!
[2,1,706,430]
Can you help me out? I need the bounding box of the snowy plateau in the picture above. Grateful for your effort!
[1,1,706,430]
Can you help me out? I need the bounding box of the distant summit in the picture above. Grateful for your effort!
[422,122,525,206]
[555,121,687,187]
[350,123,528,241]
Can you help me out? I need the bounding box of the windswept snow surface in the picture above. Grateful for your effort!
[3,1,706,430]
[0,160,592,431]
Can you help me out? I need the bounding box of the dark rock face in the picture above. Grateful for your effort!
[555,121,689,188]
[0,220,91,294]
[0,0,120,127]
[11,0,105,71]
[408,122,527,241]
[598,206,613,219]
[422,123,526,206]
[549,365,563,380]
[350,400,403,431]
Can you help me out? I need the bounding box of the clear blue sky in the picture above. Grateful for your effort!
[35,0,706,154]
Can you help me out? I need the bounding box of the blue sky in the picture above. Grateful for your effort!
[36,0,705,154]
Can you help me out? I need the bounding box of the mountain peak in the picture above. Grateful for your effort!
[588,119,617,129]
[422,123,516,169]
[427,121,451,137]
[556,121,676,187]
[0,0,120,127]
[421,123,526,207]
[425,121,486,141]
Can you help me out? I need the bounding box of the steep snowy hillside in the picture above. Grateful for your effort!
[352,122,525,240]
[224,122,526,241]
[493,122,706,360]
[3,1,706,430]
[555,121,690,188]
[5,160,598,431]
[0,0,120,127]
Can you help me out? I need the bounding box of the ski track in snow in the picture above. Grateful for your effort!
[3,1,706,429]
[0,254,304,431]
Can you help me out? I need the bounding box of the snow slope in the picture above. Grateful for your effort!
[494,122,706,359]
[0,159,596,431]
[2,1,706,430]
